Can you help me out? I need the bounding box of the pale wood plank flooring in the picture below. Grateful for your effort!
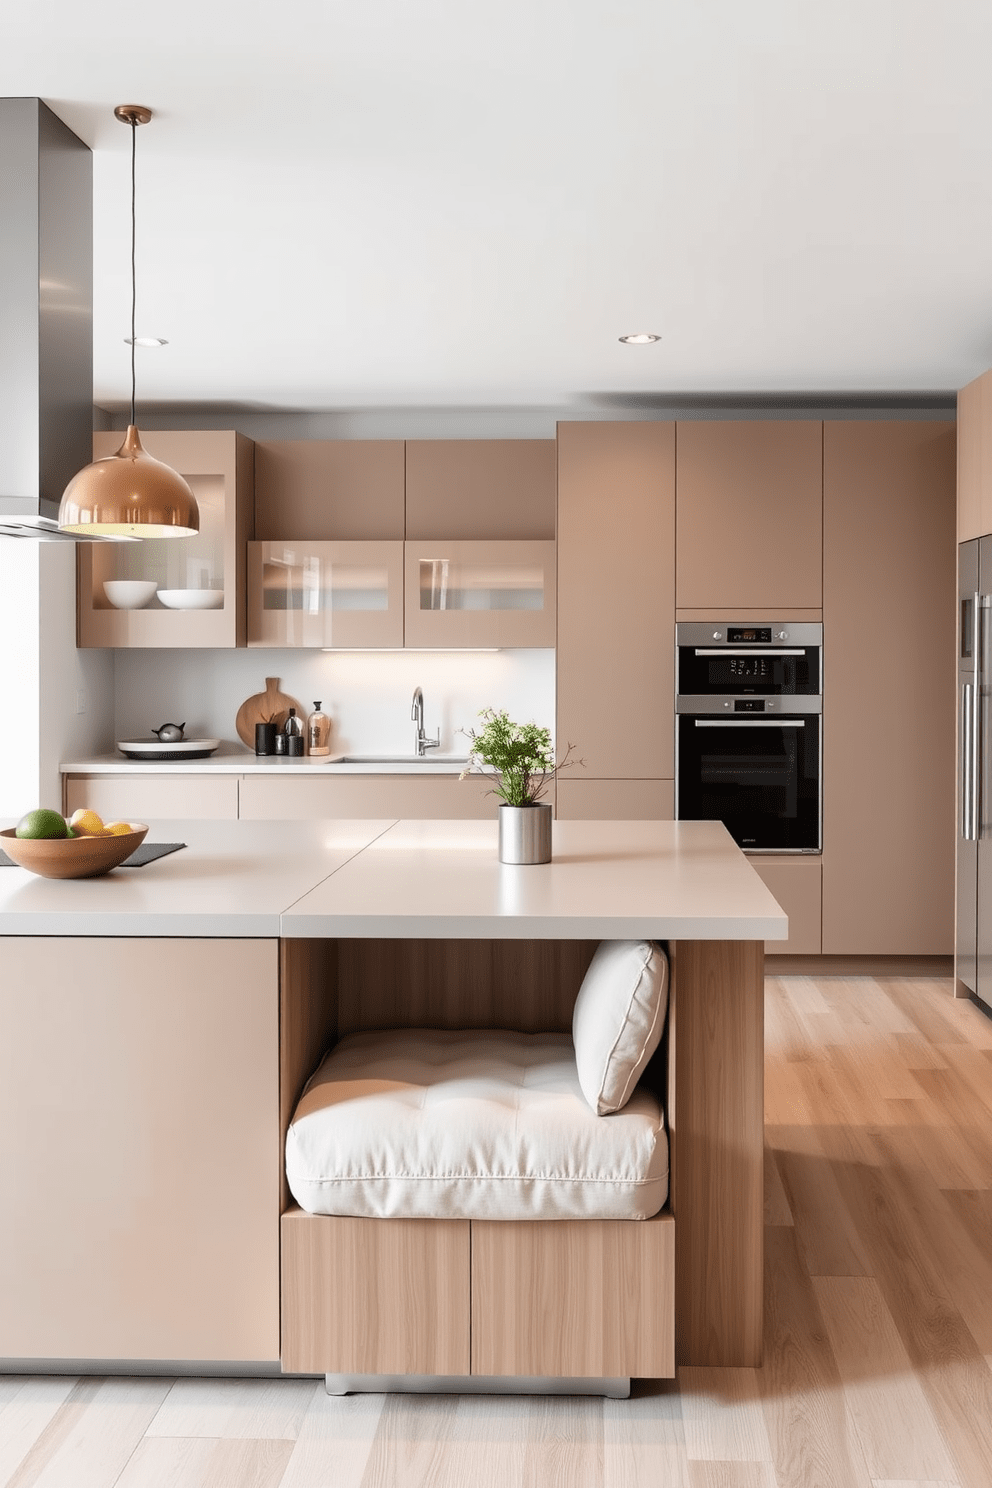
[2,975,991,1488]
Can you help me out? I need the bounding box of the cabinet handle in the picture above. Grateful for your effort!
[693,719,805,728]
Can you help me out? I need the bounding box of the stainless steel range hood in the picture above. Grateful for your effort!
[0,98,96,540]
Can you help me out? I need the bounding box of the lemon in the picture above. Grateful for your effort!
[15,808,69,840]
[104,821,134,836]
[68,808,105,837]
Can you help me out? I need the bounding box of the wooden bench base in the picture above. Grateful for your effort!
[281,1208,674,1379]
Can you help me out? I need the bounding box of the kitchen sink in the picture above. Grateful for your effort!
[332,754,471,765]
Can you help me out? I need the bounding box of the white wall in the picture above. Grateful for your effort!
[0,542,115,819]
[0,541,41,816]
[38,543,115,798]
[112,647,555,759]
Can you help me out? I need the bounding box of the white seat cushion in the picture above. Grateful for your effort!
[286,1028,668,1222]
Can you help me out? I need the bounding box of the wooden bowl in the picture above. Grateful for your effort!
[1,825,149,879]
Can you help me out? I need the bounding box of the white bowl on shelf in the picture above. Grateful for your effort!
[103,580,158,610]
[157,589,224,611]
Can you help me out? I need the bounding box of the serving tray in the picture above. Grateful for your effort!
[117,739,220,761]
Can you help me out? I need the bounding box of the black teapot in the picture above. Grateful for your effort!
[152,722,186,742]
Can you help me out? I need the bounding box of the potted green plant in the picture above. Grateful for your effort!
[460,709,579,863]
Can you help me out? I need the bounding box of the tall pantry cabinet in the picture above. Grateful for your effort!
[556,422,676,820]
[822,421,956,954]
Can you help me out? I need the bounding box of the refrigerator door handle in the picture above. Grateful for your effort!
[964,682,978,841]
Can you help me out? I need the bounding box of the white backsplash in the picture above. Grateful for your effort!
[112,648,556,757]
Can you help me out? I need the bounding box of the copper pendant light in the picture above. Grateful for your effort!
[58,105,199,538]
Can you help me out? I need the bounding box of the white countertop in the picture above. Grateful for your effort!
[0,818,787,941]
[61,745,475,775]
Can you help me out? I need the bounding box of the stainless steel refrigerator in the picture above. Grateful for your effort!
[957,537,992,1013]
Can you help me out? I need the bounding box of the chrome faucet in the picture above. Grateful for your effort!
[411,686,440,757]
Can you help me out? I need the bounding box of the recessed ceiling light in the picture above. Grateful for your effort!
[619,333,661,345]
[124,336,169,347]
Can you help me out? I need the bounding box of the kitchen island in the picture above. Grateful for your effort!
[0,818,785,1378]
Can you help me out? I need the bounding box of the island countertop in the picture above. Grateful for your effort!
[0,817,787,941]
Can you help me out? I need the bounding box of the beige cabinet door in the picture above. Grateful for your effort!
[253,440,405,541]
[248,540,404,648]
[557,421,676,780]
[404,540,556,649]
[64,773,240,820]
[0,938,280,1363]
[822,421,956,954]
[676,421,823,610]
[239,772,493,820]
[405,440,556,540]
[957,370,992,543]
[78,431,253,649]
[747,855,822,955]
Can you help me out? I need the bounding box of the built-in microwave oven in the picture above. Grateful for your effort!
[675,622,823,854]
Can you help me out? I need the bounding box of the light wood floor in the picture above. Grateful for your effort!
[2,974,991,1488]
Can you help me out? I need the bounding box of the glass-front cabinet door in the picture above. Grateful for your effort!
[403,540,556,648]
[77,430,252,649]
[247,540,404,648]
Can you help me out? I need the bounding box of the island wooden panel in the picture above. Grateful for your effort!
[0,937,280,1364]
[281,1209,470,1375]
[822,420,956,954]
[279,938,338,1211]
[471,1214,675,1378]
[676,420,823,610]
[671,938,764,1367]
[335,937,597,1035]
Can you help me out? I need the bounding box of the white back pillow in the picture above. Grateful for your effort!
[572,940,669,1115]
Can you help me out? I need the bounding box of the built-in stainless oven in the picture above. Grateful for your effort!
[676,622,823,853]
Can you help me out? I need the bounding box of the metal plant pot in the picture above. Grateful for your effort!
[498,802,552,864]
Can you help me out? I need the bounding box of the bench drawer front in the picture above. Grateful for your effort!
[471,1213,675,1378]
[281,1210,470,1375]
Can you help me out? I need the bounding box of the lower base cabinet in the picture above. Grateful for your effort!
[63,772,494,821]
[280,1208,675,1379]
[0,938,280,1364]
[64,773,239,821]
[747,855,822,955]
[239,774,492,820]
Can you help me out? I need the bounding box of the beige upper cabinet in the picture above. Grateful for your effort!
[956,369,992,542]
[254,440,405,540]
[557,421,676,781]
[822,420,956,954]
[676,421,823,610]
[405,440,556,539]
[77,430,253,649]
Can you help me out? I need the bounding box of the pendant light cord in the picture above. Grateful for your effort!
[129,112,137,429]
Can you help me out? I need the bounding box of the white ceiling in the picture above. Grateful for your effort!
[4,1,992,413]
